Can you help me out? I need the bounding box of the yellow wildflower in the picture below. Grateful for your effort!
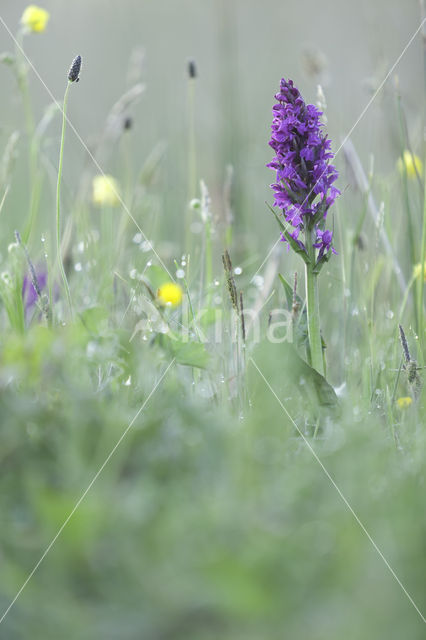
[92,175,120,207]
[396,396,412,410]
[157,283,183,307]
[21,5,50,33]
[413,262,426,283]
[397,150,423,179]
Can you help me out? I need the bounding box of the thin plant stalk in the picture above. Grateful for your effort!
[420,0,426,356]
[204,218,213,308]
[418,171,426,354]
[186,66,197,254]
[14,31,43,243]
[56,82,74,319]
[396,93,419,333]
[305,228,324,376]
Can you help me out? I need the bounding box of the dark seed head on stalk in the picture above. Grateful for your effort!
[239,291,246,342]
[398,324,410,363]
[123,116,133,131]
[398,323,423,399]
[68,55,82,83]
[187,59,197,79]
[222,249,239,313]
[291,272,300,320]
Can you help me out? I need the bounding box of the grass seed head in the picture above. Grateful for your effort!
[68,55,82,83]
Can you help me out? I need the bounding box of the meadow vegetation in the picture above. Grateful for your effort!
[0,4,425,639]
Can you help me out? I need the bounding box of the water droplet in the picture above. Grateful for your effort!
[146,260,152,267]
[386,310,394,319]
[133,233,142,244]
[86,341,97,357]
[190,221,203,234]
[344,288,351,297]
[41,235,45,243]
[124,375,132,386]
[214,279,220,286]
[234,266,242,275]
[74,262,82,272]
[251,275,264,289]
[176,269,185,279]
[129,268,138,280]
[77,241,85,253]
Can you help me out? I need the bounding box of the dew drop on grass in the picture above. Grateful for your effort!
[129,268,138,279]
[251,275,264,289]
[190,221,203,234]
[214,279,220,286]
[141,240,152,252]
[86,341,97,357]
[234,266,242,275]
[133,233,142,244]
[146,260,152,267]
[124,375,132,386]
[74,262,82,272]
[386,310,394,319]
[176,269,185,279]
[344,288,351,297]
[77,241,85,253]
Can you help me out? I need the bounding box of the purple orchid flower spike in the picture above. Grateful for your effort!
[267,78,340,377]
[267,78,339,261]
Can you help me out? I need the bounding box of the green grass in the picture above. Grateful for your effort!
[0,8,425,640]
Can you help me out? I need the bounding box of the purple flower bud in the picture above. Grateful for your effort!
[22,267,47,315]
[267,78,339,257]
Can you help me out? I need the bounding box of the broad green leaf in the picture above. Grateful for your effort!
[160,335,210,369]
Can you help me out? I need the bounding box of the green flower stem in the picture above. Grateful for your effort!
[305,228,324,376]
[185,75,197,255]
[56,82,74,320]
[204,218,213,308]
[418,166,426,354]
[15,31,42,243]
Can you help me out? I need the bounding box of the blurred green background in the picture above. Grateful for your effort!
[0,1,426,639]
[0,0,423,252]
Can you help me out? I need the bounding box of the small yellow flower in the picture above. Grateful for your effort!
[21,5,50,33]
[157,282,183,307]
[397,150,423,179]
[396,396,412,410]
[413,262,426,283]
[92,175,120,207]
